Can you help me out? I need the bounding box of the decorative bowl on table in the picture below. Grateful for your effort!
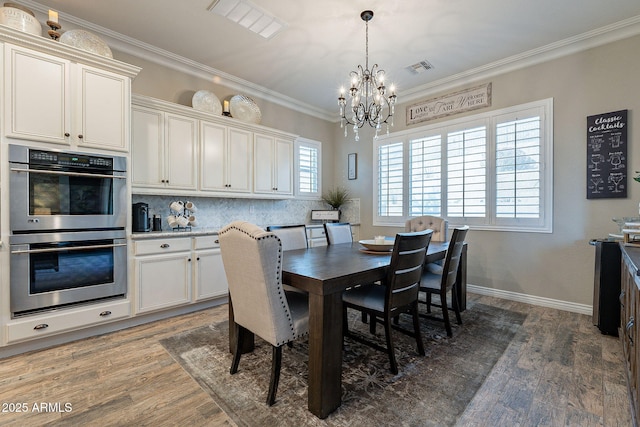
[358,239,395,252]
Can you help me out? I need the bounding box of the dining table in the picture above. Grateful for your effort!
[228,239,467,419]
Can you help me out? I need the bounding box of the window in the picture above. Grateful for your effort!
[294,137,321,198]
[374,98,553,232]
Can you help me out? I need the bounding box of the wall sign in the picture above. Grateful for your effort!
[406,83,492,126]
[586,109,627,199]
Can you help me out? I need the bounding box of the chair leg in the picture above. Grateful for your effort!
[451,287,462,325]
[230,324,243,375]
[267,345,283,406]
[369,315,377,334]
[383,315,398,375]
[411,304,425,356]
[426,293,432,313]
[362,312,368,324]
[441,290,453,337]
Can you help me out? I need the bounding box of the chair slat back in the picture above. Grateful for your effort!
[441,226,469,291]
[386,230,432,309]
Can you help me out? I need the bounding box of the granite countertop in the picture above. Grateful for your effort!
[130,228,220,240]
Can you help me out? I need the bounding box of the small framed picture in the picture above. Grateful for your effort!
[348,153,357,180]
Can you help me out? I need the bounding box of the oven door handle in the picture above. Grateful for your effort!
[10,168,126,180]
[11,243,127,255]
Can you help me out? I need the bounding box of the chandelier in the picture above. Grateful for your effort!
[339,10,397,141]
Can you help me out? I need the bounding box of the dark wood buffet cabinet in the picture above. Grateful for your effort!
[620,244,640,426]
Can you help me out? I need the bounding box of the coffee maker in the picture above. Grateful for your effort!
[132,202,150,232]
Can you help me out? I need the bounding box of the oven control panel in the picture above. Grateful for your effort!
[29,150,113,169]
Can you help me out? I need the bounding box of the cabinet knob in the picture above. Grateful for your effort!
[33,323,49,330]
[99,310,112,317]
[196,257,200,261]
[160,243,170,248]
[64,132,70,137]
[78,134,83,139]
[188,258,192,262]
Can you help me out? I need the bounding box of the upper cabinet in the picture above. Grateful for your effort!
[254,134,292,196]
[0,28,139,152]
[132,95,296,199]
[131,105,198,191]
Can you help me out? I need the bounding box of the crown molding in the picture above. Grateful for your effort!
[15,1,640,123]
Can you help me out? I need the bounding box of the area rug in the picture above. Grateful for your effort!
[161,303,526,426]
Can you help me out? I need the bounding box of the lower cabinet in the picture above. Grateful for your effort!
[133,234,228,314]
[620,246,640,424]
[193,235,228,301]
[5,299,130,344]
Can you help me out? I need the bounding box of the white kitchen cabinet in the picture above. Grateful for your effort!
[5,299,130,344]
[193,235,228,301]
[131,106,198,191]
[4,43,131,151]
[254,134,293,195]
[133,237,192,314]
[200,121,252,193]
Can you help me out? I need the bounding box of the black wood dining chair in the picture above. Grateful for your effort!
[418,225,469,337]
[342,229,432,374]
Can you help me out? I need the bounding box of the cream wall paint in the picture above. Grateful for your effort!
[336,34,640,306]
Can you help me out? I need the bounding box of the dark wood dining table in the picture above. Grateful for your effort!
[228,240,467,419]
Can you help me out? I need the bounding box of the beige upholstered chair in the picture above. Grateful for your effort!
[405,215,448,242]
[324,222,353,245]
[266,225,308,251]
[419,225,469,337]
[342,230,432,374]
[219,221,309,406]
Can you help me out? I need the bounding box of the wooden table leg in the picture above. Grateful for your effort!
[228,294,254,354]
[307,291,343,419]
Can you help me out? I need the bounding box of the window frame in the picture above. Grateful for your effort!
[294,137,322,199]
[373,98,553,233]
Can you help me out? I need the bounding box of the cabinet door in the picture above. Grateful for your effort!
[131,106,164,188]
[200,121,227,191]
[135,253,191,313]
[77,64,129,151]
[165,113,197,190]
[227,128,252,192]
[253,133,274,193]
[194,248,229,301]
[4,44,70,144]
[275,138,293,194]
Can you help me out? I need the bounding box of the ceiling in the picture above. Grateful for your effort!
[17,0,640,120]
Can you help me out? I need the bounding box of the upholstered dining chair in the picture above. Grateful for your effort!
[406,215,449,273]
[405,215,448,242]
[342,229,432,374]
[266,224,308,251]
[323,222,353,245]
[418,225,469,337]
[218,221,309,406]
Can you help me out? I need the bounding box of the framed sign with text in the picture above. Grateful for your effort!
[586,109,627,199]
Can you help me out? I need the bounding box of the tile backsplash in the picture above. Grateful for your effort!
[132,195,361,230]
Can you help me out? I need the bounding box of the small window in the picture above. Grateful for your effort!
[294,137,322,198]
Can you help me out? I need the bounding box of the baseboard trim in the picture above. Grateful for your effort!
[467,284,593,315]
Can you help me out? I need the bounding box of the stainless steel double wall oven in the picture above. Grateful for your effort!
[9,144,127,316]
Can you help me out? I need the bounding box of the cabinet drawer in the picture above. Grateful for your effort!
[134,237,191,255]
[194,235,220,250]
[307,226,326,239]
[6,300,130,344]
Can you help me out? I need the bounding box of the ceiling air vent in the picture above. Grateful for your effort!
[208,0,287,39]
[406,60,434,74]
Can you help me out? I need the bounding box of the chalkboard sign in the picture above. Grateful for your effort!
[586,110,627,199]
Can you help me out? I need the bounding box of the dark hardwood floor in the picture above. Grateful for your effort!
[0,293,631,426]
